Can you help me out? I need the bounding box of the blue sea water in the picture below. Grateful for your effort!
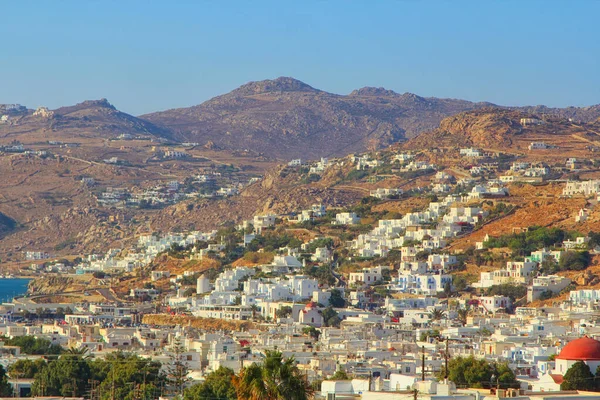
[0,278,30,302]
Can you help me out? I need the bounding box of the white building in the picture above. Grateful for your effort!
[459,148,482,157]
[477,295,511,313]
[197,275,211,294]
[349,266,384,286]
[253,214,276,233]
[370,188,403,199]
[334,212,360,225]
[528,142,552,150]
[563,180,600,196]
[527,275,572,302]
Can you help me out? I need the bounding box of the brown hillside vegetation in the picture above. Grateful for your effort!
[450,183,586,251]
[143,77,600,159]
[142,314,261,331]
[406,109,600,158]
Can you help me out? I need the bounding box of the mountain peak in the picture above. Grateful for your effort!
[54,98,116,115]
[350,87,400,97]
[230,77,320,96]
[77,98,116,110]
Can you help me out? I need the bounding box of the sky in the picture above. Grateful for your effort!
[2,1,599,115]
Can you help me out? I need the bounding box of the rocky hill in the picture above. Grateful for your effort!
[140,77,494,159]
[516,104,600,123]
[0,99,172,142]
[141,77,600,159]
[405,108,600,151]
[147,162,365,233]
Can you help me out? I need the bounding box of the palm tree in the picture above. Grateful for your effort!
[233,350,314,400]
[65,346,90,359]
[457,307,470,327]
[250,304,259,320]
[429,309,446,323]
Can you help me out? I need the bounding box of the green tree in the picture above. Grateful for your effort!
[559,251,591,271]
[457,307,470,327]
[419,330,441,342]
[437,356,518,389]
[276,306,293,319]
[429,309,446,322]
[91,352,164,400]
[184,367,237,400]
[233,350,314,400]
[168,338,190,396]
[328,289,346,308]
[330,369,349,380]
[561,361,595,390]
[443,281,452,297]
[486,284,527,302]
[322,306,341,327]
[302,326,321,341]
[7,358,47,379]
[452,275,468,292]
[0,365,12,396]
[3,336,63,355]
[31,353,91,397]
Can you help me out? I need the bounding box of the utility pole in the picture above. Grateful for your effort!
[421,345,425,381]
[111,362,116,400]
[142,368,147,400]
[445,338,449,381]
[88,379,99,400]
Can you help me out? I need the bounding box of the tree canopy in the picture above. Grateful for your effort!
[437,356,518,389]
[561,361,596,391]
[233,350,314,400]
[184,367,237,400]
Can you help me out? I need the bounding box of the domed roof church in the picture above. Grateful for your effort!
[555,336,600,376]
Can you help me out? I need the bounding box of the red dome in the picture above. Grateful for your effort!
[557,337,600,361]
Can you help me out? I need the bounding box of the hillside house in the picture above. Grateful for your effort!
[563,180,600,196]
[563,236,589,249]
[370,188,403,199]
[520,118,544,126]
[460,148,483,157]
[527,275,572,302]
[334,212,360,225]
[349,266,385,287]
[253,214,276,233]
[393,153,413,163]
[528,142,554,150]
[576,208,588,223]
[477,295,512,313]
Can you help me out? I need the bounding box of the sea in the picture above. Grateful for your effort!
[0,278,30,302]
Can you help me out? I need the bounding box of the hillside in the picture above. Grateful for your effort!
[141,77,600,159]
[405,108,600,155]
[0,212,16,239]
[140,77,492,159]
[517,104,600,123]
[0,99,172,144]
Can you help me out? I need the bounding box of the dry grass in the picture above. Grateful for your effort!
[142,314,263,331]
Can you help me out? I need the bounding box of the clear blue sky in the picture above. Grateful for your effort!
[2,1,599,115]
